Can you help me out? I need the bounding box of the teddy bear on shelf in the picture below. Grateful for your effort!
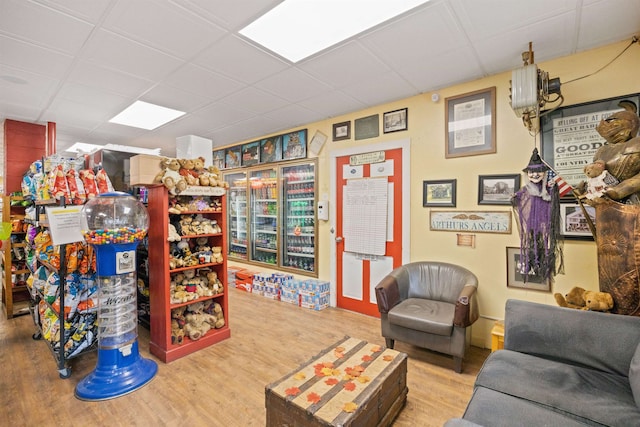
[211,246,223,264]
[155,158,187,195]
[206,271,223,295]
[203,300,226,329]
[192,157,209,186]
[171,306,187,344]
[178,158,199,186]
[167,223,181,242]
[179,216,194,236]
[183,303,212,340]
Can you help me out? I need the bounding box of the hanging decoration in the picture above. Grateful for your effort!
[511,148,563,283]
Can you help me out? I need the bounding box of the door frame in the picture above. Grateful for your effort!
[328,138,411,307]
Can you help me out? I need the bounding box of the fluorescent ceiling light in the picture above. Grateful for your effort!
[109,100,185,130]
[240,0,430,63]
[65,142,161,156]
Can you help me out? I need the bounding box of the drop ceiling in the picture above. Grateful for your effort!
[1,0,639,156]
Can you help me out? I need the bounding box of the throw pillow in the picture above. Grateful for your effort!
[630,343,640,408]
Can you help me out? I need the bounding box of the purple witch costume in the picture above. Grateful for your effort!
[512,148,563,282]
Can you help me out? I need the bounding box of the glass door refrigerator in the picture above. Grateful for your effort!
[280,160,317,276]
[225,171,248,260]
[249,167,278,266]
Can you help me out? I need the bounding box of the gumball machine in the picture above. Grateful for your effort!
[75,192,157,401]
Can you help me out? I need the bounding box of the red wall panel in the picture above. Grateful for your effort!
[4,119,47,194]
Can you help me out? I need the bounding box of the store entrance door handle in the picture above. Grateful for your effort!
[335,236,343,243]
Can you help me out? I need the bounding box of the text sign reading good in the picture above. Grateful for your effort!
[116,250,136,274]
[350,151,385,166]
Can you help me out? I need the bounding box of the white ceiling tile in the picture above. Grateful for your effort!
[66,60,154,97]
[300,41,391,90]
[34,0,114,23]
[255,68,332,103]
[450,0,580,40]
[103,0,226,59]
[0,35,75,79]
[161,63,245,101]
[195,35,289,84]
[0,0,95,55]
[141,84,211,113]
[192,102,256,131]
[0,65,60,109]
[0,100,46,123]
[578,0,640,48]
[221,86,288,114]
[341,71,417,106]
[172,0,282,30]
[297,90,366,118]
[81,29,183,81]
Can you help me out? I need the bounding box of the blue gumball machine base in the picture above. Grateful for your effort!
[75,341,157,401]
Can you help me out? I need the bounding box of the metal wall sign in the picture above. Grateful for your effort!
[349,151,385,166]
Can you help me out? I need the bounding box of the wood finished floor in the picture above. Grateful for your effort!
[0,289,489,426]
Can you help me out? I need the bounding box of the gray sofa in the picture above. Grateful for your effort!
[447,299,640,427]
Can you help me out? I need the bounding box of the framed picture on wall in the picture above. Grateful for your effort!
[260,136,282,164]
[241,141,260,166]
[445,87,496,158]
[282,129,307,161]
[506,247,552,292]
[540,93,640,189]
[383,108,408,133]
[332,121,351,141]
[423,179,456,207]
[559,202,596,241]
[225,146,241,169]
[212,149,225,170]
[478,174,520,205]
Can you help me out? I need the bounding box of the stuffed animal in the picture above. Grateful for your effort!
[206,271,223,294]
[183,302,213,340]
[212,246,223,263]
[178,158,199,186]
[203,300,226,329]
[554,286,586,309]
[179,216,193,236]
[155,158,187,195]
[583,160,618,200]
[171,318,185,345]
[167,223,181,242]
[584,290,614,312]
[192,157,209,186]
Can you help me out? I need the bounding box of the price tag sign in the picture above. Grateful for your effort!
[45,205,84,245]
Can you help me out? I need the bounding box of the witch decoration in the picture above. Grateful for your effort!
[511,148,564,283]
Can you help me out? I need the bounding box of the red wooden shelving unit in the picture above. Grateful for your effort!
[147,184,230,363]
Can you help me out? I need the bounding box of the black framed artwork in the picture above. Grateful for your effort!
[225,146,241,169]
[478,174,520,205]
[423,179,456,207]
[282,129,307,161]
[260,136,282,164]
[540,93,640,188]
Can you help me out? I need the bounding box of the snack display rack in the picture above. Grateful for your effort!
[1,195,31,318]
[28,199,98,378]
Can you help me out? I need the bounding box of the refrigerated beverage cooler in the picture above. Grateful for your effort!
[249,168,278,266]
[225,172,248,260]
[281,162,316,273]
[223,159,317,277]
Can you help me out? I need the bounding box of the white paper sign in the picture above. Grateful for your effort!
[45,205,85,245]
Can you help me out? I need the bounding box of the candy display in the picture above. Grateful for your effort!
[82,227,147,245]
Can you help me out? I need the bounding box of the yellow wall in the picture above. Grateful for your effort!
[230,39,640,348]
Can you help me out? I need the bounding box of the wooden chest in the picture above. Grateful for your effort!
[265,336,408,427]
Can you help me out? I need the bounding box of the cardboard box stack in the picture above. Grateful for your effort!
[235,270,256,292]
[253,273,293,300]
[280,278,330,310]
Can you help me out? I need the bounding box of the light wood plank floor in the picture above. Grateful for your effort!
[0,289,489,426]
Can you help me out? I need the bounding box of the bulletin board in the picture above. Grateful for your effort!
[343,177,388,255]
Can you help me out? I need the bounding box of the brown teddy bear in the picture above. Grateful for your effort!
[554,286,586,309]
[178,158,199,186]
[171,306,186,344]
[206,271,223,294]
[584,290,614,312]
[211,246,223,263]
[155,158,187,195]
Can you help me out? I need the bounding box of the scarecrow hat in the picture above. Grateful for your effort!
[523,148,549,172]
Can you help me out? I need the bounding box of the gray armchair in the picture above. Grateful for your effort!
[374,261,479,373]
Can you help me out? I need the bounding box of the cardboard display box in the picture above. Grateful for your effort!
[129,154,163,186]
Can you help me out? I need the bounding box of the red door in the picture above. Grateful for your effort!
[335,148,404,317]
